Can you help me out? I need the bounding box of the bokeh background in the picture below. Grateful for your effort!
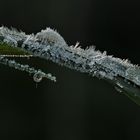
[0,0,140,139]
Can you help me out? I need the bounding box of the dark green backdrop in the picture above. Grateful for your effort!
[0,0,140,139]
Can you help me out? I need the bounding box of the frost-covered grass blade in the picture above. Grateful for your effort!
[0,26,139,105]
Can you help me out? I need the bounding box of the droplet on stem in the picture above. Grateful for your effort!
[33,72,43,83]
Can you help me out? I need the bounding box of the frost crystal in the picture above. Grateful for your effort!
[0,56,56,83]
[0,26,140,88]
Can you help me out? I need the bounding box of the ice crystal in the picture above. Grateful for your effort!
[0,26,140,90]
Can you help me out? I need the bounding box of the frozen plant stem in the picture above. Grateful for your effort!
[0,56,56,82]
[0,26,140,105]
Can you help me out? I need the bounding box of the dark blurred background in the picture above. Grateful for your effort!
[0,0,140,140]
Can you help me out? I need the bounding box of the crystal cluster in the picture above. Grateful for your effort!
[0,26,139,88]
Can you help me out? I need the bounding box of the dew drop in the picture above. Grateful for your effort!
[33,72,43,83]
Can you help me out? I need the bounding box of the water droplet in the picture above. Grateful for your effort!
[33,72,43,83]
